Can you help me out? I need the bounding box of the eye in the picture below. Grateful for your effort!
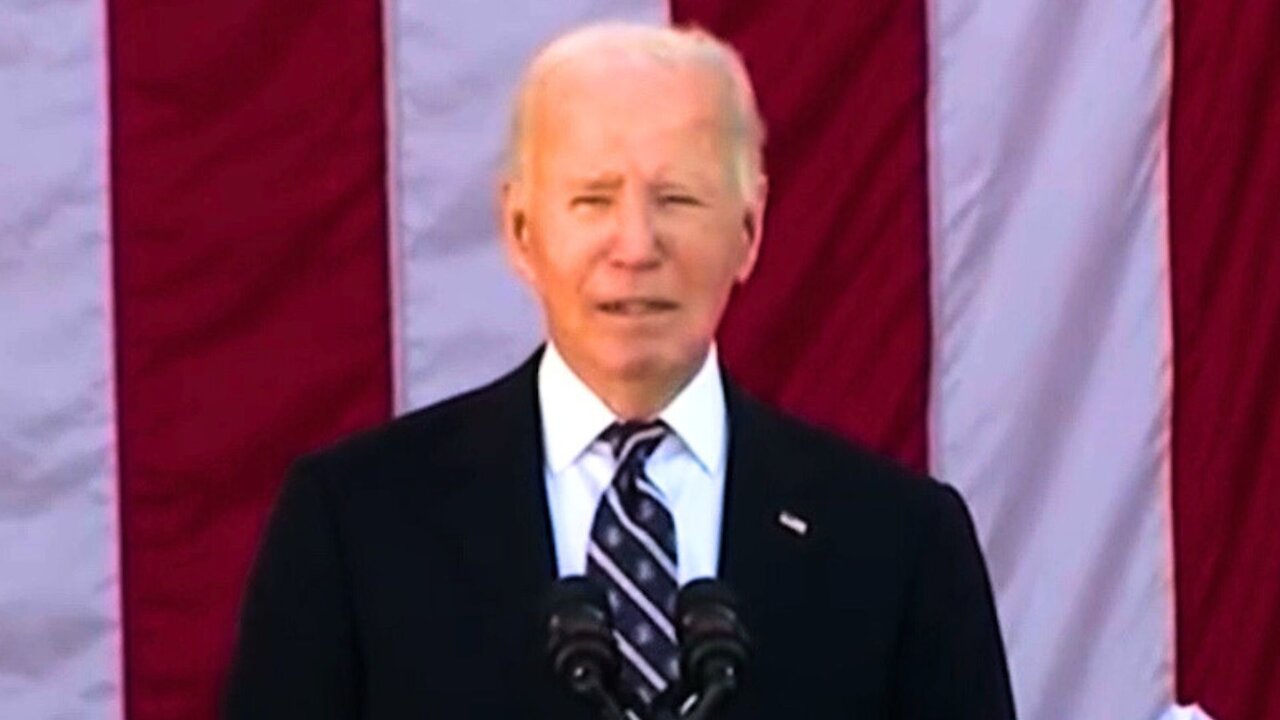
[570,195,611,209]
[659,194,701,206]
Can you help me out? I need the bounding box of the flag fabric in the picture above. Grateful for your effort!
[1,0,1277,718]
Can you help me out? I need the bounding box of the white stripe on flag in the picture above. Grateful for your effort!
[926,0,1176,718]
[0,1,122,717]
[385,0,670,412]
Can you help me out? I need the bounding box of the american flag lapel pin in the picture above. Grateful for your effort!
[778,510,808,537]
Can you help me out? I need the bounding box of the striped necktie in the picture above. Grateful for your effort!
[586,420,680,710]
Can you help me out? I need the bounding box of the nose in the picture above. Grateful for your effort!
[608,192,661,270]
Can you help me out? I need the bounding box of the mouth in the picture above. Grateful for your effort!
[595,298,679,316]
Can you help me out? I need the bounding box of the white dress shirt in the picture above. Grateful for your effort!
[539,342,727,586]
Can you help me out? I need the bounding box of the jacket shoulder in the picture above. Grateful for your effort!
[293,359,536,487]
[733,387,960,528]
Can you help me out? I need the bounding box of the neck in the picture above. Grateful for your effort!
[556,345,709,421]
[593,374,687,421]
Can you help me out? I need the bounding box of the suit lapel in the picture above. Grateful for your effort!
[719,378,810,576]
[718,379,818,702]
[434,350,555,597]
[428,349,591,717]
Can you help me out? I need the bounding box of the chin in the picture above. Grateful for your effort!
[592,339,702,381]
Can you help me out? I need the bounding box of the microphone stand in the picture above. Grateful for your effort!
[570,666,629,720]
[678,663,739,720]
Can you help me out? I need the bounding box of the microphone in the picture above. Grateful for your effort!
[675,579,750,720]
[544,576,629,720]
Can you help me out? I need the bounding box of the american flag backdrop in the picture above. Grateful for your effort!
[1,0,1277,718]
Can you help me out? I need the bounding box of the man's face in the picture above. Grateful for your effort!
[503,56,764,386]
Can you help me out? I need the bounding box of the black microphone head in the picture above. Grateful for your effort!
[676,578,750,687]
[677,578,740,620]
[545,575,609,619]
[543,576,620,695]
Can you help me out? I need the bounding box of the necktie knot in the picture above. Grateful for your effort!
[601,420,668,464]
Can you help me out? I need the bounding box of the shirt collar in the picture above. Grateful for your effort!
[539,343,617,475]
[537,342,727,477]
[658,345,726,477]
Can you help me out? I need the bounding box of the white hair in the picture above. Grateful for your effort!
[505,22,767,199]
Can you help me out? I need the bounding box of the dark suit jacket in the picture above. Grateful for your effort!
[224,351,1015,719]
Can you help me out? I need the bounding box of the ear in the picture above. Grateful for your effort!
[734,175,768,283]
[500,179,537,285]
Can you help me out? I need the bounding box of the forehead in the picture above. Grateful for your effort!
[528,57,732,178]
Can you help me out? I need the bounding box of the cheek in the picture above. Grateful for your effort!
[529,233,597,307]
[672,255,743,325]
[678,223,749,295]
[547,244,597,292]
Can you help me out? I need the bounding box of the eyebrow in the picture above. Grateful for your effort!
[569,175,625,191]
[565,171,716,194]
[653,179,699,192]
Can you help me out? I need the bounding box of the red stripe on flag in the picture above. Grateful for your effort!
[107,1,393,717]
[673,0,931,469]
[1170,0,1280,717]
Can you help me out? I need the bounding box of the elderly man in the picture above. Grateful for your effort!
[225,22,1014,720]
